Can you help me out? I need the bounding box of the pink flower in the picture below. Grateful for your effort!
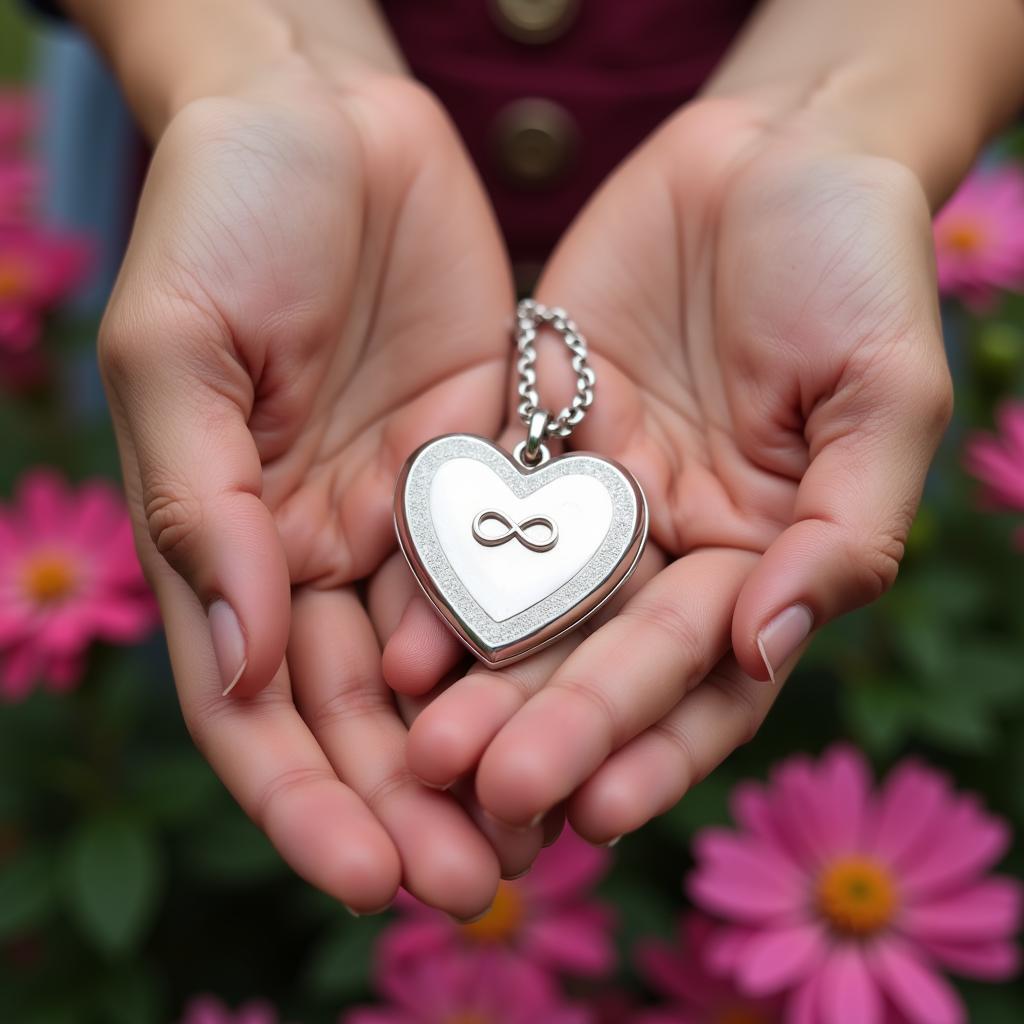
[346,948,591,1024]
[0,91,34,151]
[0,469,157,699]
[965,399,1024,546]
[0,160,38,224]
[634,914,783,1024]
[178,996,278,1024]
[378,829,615,982]
[933,165,1024,307]
[0,227,92,352]
[689,745,1021,1024]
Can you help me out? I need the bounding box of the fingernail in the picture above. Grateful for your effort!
[529,812,544,829]
[209,599,247,696]
[420,778,454,792]
[502,866,532,881]
[756,603,813,685]
[344,905,361,918]
[600,835,622,849]
[450,906,492,925]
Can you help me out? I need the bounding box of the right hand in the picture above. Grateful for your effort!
[100,64,525,916]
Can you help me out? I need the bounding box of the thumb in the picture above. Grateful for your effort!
[100,299,291,699]
[732,342,953,683]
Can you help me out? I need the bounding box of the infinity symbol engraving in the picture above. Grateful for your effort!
[471,508,559,553]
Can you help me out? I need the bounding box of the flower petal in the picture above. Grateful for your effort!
[734,921,827,996]
[870,936,965,1024]
[866,760,950,867]
[902,876,1022,942]
[521,905,616,975]
[820,947,884,1024]
[917,937,1020,980]
[523,829,611,903]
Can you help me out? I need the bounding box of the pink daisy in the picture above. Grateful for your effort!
[689,745,1021,1024]
[634,914,783,1024]
[347,948,591,1024]
[964,399,1024,546]
[933,165,1024,307]
[0,91,35,151]
[0,469,157,699]
[378,828,615,981]
[178,996,279,1024]
[0,226,92,352]
[0,159,38,224]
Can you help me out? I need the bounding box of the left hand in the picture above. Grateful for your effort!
[381,95,953,843]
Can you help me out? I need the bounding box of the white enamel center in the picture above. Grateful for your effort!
[429,457,614,622]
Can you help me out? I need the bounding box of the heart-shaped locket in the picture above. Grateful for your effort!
[394,434,648,666]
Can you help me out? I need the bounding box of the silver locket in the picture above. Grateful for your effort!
[394,300,648,667]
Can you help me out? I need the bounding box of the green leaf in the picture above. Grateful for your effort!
[0,850,59,940]
[303,917,384,1000]
[66,818,162,956]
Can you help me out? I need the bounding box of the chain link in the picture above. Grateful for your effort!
[515,298,596,439]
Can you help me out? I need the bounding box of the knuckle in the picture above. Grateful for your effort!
[253,765,337,830]
[552,675,623,747]
[706,666,763,746]
[303,681,393,734]
[620,600,705,677]
[848,529,904,601]
[361,764,418,816]
[186,687,291,757]
[144,485,204,566]
[650,717,705,785]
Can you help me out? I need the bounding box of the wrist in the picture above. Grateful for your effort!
[63,0,405,140]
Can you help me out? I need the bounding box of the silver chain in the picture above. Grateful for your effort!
[515,298,596,440]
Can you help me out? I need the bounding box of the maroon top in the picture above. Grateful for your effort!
[383,0,756,263]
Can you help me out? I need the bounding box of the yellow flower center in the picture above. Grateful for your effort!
[817,856,897,936]
[0,258,31,299]
[942,220,986,254]
[461,882,524,944]
[22,553,78,605]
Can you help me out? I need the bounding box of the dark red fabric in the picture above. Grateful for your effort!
[382,0,757,262]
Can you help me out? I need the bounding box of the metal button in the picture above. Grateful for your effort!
[493,99,577,188]
[490,0,579,45]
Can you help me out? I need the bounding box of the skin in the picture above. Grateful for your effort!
[67,0,1024,916]
[97,67,543,915]
[384,98,953,840]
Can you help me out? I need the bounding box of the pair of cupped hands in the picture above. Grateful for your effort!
[99,67,952,918]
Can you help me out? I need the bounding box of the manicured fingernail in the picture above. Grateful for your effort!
[209,599,247,696]
[756,603,813,685]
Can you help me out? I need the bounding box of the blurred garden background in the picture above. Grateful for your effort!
[2,3,1023,1022]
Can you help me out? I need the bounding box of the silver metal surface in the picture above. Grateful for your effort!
[515,298,596,439]
[394,434,648,667]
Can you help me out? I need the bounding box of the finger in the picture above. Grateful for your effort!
[731,338,953,683]
[405,541,665,789]
[371,550,465,695]
[101,304,289,699]
[476,548,757,826]
[288,585,501,919]
[567,649,803,843]
[407,637,583,790]
[154,568,400,913]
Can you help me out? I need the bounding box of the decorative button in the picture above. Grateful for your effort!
[493,99,577,188]
[490,0,580,45]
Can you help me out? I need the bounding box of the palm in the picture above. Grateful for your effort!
[106,73,522,915]
[400,99,949,844]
